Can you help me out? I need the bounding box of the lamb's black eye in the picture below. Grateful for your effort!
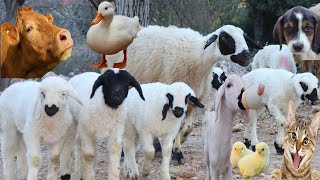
[292,132,296,140]
[303,138,309,145]
[227,83,232,88]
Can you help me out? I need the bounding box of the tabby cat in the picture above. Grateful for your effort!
[270,101,320,180]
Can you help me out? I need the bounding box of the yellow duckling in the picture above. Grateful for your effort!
[87,1,140,68]
[230,141,253,168]
[238,142,270,178]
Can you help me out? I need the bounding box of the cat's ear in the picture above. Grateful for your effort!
[309,112,320,137]
[287,101,296,126]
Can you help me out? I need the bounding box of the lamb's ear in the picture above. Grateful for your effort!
[215,83,225,111]
[125,71,145,101]
[273,15,284,50]
[189,96,205,108]
[166,93,173,108]
[204,34,218,49]
[162,103,170,120]
[309,112,320,137]
[67,86,83,106]
[287,100,296,126]
[90,75,103,99]
[244,34,263,49]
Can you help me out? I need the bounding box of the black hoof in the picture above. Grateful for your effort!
[61,174,71,180]
[243,138,251,149]
[121,149,125,157]
[171,150,184,165]
[274,141,284,155]
[251,145,256,152]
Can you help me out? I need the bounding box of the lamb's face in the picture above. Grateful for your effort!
[211,67,227,90]
[162,82,204,120]
[294,73,319,102]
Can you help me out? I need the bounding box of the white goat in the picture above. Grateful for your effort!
[240,68,319,154]
[107,24,262,162]
[251,44,297,73]
[123,82,204,179]
[67,69,144,179]
[0,76,82,180]
[204,74,245,179]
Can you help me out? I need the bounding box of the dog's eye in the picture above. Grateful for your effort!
[303,138,309,145]
[304,26,312,33]
[285,27,292,34]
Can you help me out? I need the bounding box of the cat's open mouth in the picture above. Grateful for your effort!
[291,152,305,170]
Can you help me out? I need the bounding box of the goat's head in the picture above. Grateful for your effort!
[162,82,204,120]
[35,76,83,117]
[215,74,244,113]
[292,72,319,102]
[204,25,263,67]
[211,67,227,90]
[90,68,145,109]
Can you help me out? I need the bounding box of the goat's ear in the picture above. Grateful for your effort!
[204,34,218,49]
[189,96,204,108]
[309,112,320,137]
[243,34,263,49]
[67,85,83,106]
[162,103,170,120]
[124,71,145,101]
[273,15,284,50]
[287,100,296,126]
[214,83,225,111]
[90,75,103,99]
[166,93,173,108]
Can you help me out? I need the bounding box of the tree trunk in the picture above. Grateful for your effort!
[115,0,150,26]
[4,0,26,23]
[253,10,264,43]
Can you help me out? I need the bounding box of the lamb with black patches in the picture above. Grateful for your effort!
[123,82,204,179]
[67,69,144,179]
[251,44,297,74]
[0,76,82,180]
[240,68,319,155]
[106,24,262,163]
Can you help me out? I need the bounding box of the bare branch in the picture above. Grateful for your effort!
[88,0,98,9]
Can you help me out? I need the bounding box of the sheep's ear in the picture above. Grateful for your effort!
[243,34,263,49]
[204,34,218,49]
[125,71,145,101]
[189,96,204,108]
[215,83,225,111]
[287,100,296,126]
[273,15,284,50]
[162,103,170,120]
[166,93,173,108]
[309,112,320,137]
[68,86,83,106]
[90,75,103,99]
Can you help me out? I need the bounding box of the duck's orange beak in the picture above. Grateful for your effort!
[91,12,103,25]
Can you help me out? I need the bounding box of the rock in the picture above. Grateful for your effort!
[233,123,245,132]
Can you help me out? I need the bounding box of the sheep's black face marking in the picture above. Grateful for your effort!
[218,31,236,55]
[173,106,184,118]
[220,72,227,82]
[44,104,59,116]
[90,69,144,109]
[211,73,222,90]
[230,50,251,66]
[162,93,174,120]
[306,88,318,102]
[300,81,308,92]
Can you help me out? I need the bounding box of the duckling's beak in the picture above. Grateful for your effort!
[91,12,104,25]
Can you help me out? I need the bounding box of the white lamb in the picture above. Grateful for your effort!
[240,68,319,154]
[106,24,262,162]
[67,69,145,179]
[123,82,204,179]
[0,76,82,180]
[251,44,297,73]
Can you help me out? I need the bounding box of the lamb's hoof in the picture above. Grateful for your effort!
[243,138,251,149]
[171,151,184,165]
[153,139,163,158]
[274,141,284,155]
[61,174,71,180]
[251,145,256,152]
[120,149,125,161]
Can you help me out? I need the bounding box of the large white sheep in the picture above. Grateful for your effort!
[240,68,319,154]
[107,24,262,162]
[251,44,297,73]
[67,69,144,179]
[123,82,204,179]
[0,76,82,180]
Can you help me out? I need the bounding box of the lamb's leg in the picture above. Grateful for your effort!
[123,122,139,179]
[75,134,83,180]
[223,163,232,180]
[161,136,174,180]
[60,124,76,180]
[108,131,123,179]
[79,127,96,180]
[243,110,259,151]
[2,128,19,180]
[24,133,42,180]
[180,106,195,143]
[269,103,286,155]
[172,131,184,165]
[141,134,155,177]
[47,140,65,180]
[209,166,220,180]
[17,135,28,180]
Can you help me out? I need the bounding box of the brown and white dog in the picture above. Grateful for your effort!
[273,6,320,76]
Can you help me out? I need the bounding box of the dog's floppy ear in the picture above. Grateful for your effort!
[273,15,284,50]
[311,14,320,53]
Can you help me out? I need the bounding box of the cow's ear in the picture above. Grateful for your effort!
[45,14,54,23]
[1,22,20,46]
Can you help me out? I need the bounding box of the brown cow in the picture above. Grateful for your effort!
[0,6,73,78]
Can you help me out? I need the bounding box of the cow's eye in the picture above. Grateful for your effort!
[27,26,32,32]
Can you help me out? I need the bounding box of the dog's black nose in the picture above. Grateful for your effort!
[173,107,184,118]
[45,104,59,116]
[293,43,304,52]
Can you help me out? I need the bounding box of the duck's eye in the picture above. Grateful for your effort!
[303,138,309,145]
[292,132,296,140]
[105,7,108,10]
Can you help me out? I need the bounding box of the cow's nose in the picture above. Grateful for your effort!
[173,107,184,118]
[44,104,59,116]
[293,43,304,52]
[57,29,72,46]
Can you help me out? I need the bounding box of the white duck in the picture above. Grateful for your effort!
[86,1,140,68]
